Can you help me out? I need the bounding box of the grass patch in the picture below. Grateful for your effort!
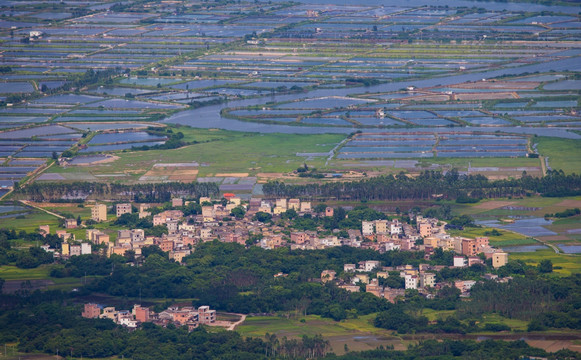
[0,265,51,280]
[510,249,581,276]
[419,157,540,170]
[448,227,537,247]
[45,204,92,218]
[479,313,529,332]
[546,216,581,235]
[50,129,345,181]
[420,309,456,322]
[535,137,581,175]
[0,210,60,233]
[237,314,390,338]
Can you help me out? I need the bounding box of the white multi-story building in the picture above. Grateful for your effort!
[405,274,418,289]
[362,221,374,236]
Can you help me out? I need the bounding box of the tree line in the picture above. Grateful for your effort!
[0,294,575,359]
[263,170,581,201]
[15,182,219,202]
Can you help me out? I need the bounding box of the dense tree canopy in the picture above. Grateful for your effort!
[263,170,581,201]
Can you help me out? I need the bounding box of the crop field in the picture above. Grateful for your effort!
[46,130,344,182]
[535,137,581,175]
[0,210,60,233]
[0,265,51,281]
[237,314,407,355]
[511,249,581,276]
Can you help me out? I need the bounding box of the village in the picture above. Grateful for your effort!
[38,196,506,263]
[81,303,219,331]
[35,195,513,307]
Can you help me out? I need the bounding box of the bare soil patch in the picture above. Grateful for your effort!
[402,94,450,102]
[455,92,518,101]
[142,166,198,182]
[526,340,579,353]
[3,279,54,294]
[257,173,285,179]
[473,201,516,210]
[538,235,570,241]
[555,199,581,208]
[452,81,539,90]
[215,173,249,177]
[30,202,82,208]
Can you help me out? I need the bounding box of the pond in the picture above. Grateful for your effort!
[279,97,369,109]
[476,218,556,237]
[69,155,110,164]
[0,82,34,93]
[0,126,78,139]
[89,99,181,110]
[355,118,404,126]
[302,117,351,125]
[32,94,102,104]
[164,54,581,136]
[120,77,180,87]
[557,244,581,254]
[543,80,581,91]
[438,151,526,158]
[81,141,166,152]
[0,205,27,213]
[341,146,432,153]
[89,132,167,145]
[501,245,549,253]
[69,123,153,131]
[465,117,511,126]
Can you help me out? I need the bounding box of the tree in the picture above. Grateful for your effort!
[124,250,136,263]
[538,259,553,273]
[253,211,272,222]
[230,206,245,220]
[314,204,327,214]
[282,208,297,220]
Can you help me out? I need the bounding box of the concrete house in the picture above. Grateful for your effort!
[92,203,107,222]
[116,203,132,217]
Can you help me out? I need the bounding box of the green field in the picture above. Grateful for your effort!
[535,137,581,175]
[0,265,51,280]
[235,311,540,355]
[45,204,92,219]
[478,313,529,332]
[237,314,406,354]
[453,197,581,218]
[49,129,345,181]
[329,156,541,175]
[546,216,581,243]
[237,313,400,340]
[511,249,581,276]
[448,227,538,247]
[418,157,541,170]
[0,211,60,233]
[420,309,456,322]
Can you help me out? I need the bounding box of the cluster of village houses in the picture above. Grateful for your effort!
[81,303,216,331]
[41,196,509,300]
[321,259,510,303]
